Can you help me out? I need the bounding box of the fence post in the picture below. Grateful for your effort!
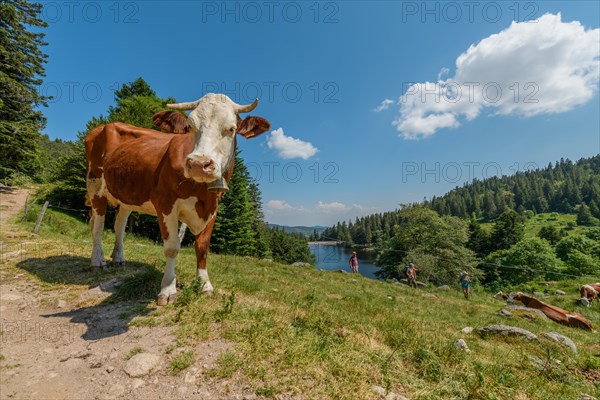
[33,201,49,234]
[20,195,31,222]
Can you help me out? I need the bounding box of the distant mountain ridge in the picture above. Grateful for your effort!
[267,224,328,237]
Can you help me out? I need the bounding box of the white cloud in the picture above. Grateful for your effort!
[316,201,349,212]
[373,98,394,112]
[266,200,304,212]
[266,128,318,160]
[266,200,379,226]
[392,13,600,139]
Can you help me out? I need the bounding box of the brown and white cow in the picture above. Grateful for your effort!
[580,283,600,306]
[511,292,593,330]
[85,93,270,305]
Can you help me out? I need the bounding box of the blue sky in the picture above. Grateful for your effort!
[39,1,599,226]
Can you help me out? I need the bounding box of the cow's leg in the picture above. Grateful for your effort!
[89,196,108,269]
[111,206,132,266]
[194,217,216,294]
[157,212,180,306]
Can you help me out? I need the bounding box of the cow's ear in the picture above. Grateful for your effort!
[236,116,270,139]
[152,111,190,134]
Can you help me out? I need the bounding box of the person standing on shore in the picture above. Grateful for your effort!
[349,251,359,273]
[460,271,471,299]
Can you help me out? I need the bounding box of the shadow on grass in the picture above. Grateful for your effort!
[15,255,164,341]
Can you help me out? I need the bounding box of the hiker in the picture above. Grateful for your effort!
[349,251,359,273]
[460,271,471,299]
[406,262,417,288]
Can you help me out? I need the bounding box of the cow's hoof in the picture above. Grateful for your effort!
[201,289,214,296]
[89,261,107,271]
[112,260,126,267]
[157,294,169,306]
[168,293,178,304]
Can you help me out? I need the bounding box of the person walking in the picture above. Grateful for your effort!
[406,262,417,288]
[460,271,471,299]
[349,251,359,273]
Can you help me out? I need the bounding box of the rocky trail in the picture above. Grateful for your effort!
[0,187,257,400]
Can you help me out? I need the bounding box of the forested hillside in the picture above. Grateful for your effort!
[319,156,600,286]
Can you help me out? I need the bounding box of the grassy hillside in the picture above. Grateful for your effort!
[2,204,599,399]
[480,212,587,239]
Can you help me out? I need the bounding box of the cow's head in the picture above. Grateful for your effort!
[165,93,270,191]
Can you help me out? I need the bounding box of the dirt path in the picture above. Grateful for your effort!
[0,186,30,227]
[0,188,258,400]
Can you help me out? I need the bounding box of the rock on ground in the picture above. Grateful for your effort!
[498,309,514,318]
[505,305,549,320]
[291,262,312,267]
[555,290,566,295]
[437,285,450,290]
[477,324,537,340]
[370,385,409,400]
[580,394,598,400]
[124,353,161,378]
[461,327,474,334]
[454,339,471,352]
[543,332,577,353]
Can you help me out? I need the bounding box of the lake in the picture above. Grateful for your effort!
[308,244,382,279]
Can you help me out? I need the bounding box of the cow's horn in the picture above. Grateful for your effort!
[166,100,200,110]
[236,98,258,113]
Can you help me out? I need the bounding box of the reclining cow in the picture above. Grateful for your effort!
[580,283,600,306]
[85,93,270,305]
[511,292,593,330]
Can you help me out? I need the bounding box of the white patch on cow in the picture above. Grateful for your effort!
[186,94,238,182]
[159,211,180,300]
[176,196,214,235]
[111,207,132,265]
[90,212,106,267]
[196,267,213,293]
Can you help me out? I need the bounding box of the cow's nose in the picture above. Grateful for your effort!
[186,157,215,174]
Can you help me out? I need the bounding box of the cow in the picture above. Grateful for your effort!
[85,93,270,305]
[580,283,600,306]
[510,292,593,330]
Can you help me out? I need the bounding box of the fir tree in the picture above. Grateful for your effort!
[0,0,48,180]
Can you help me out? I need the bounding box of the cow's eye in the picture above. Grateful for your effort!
[229,127,236,134]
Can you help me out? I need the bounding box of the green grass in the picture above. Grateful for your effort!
[168,350,196,375]
[3,205,600,399]
[126,347,143,360]
[480,212,587,240]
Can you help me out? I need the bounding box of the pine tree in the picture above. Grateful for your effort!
[211,151,256,256]
[0,0,48,180]
[576,203,598,226]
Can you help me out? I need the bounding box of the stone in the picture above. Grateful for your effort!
[579,394,598,400]
[543,332,577,353]
[106,366,115,373]
[533,292,545,297]
[124,353,161,378]
[454,339,471,352]
[400,278,408,284]
[477,324,537,340]
[461,327,474,334]
[505,305,549,320]
[555,290,565,295]
[291,262,312,267]
[370,385,409,400]
[415,281,426,287]
[498,309,514,318]
[437,285,450,290]
[391,278,399,284]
